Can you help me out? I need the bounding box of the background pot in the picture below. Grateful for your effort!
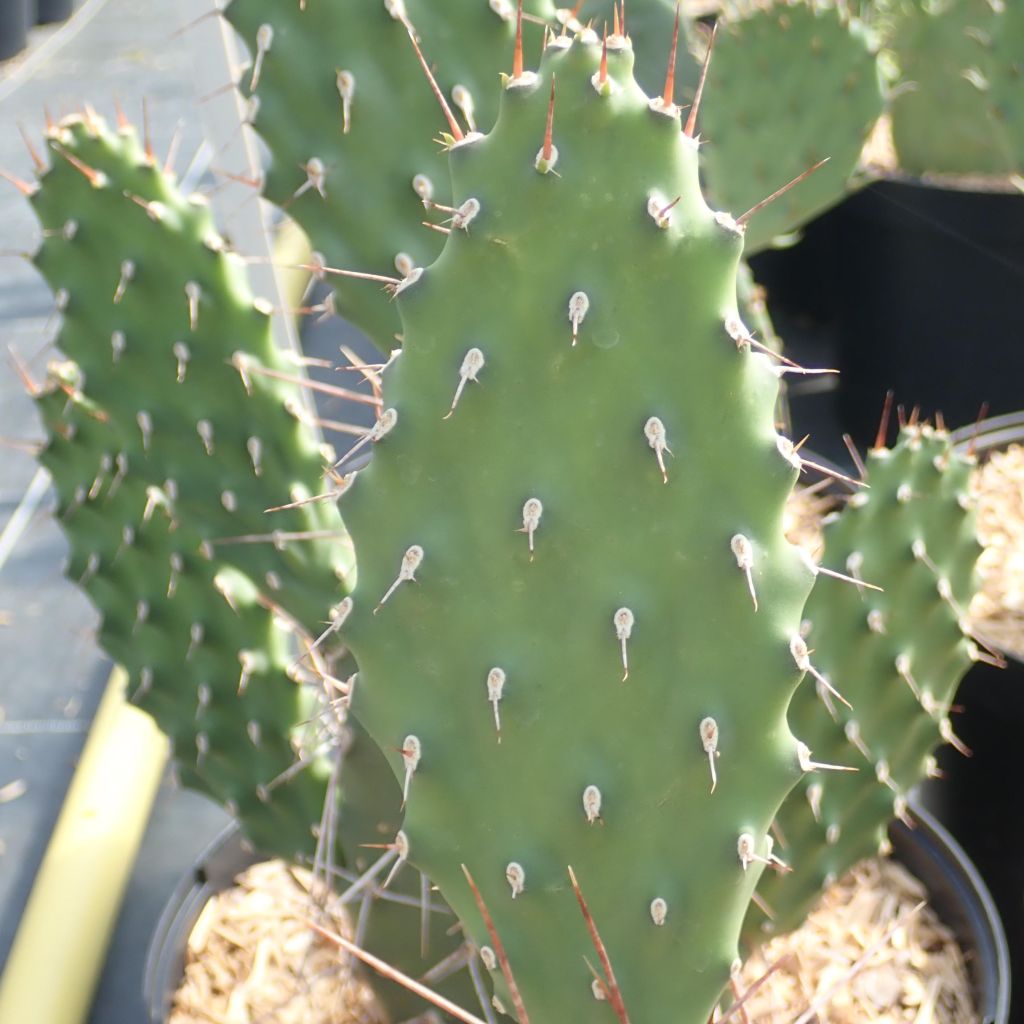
[919,413,1024,1022]
[36,0,75,25]
[146,808,1010,1023]
[898,801,1011,1024]
[144,824,260,1024]
[0,0,31,62]
[829,178,1024,449]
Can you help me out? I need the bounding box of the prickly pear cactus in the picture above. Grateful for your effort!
[224,0,555,347]
[882,0,1022,176]
[26,113,350,859]
[698,0,885,252]
[749,424,983,941]
[26,114,476,1021]
[342,33,822,1022]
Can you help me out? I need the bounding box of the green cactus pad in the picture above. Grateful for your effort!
[26,114,353,860]
[224,0,555,347]
[27,114,478,1020]
[699,1,885,252]
[342,35,818,1023]
[884,0,1020,176]
[750,425,982,940]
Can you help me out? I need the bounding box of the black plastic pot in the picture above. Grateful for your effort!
[896,801,1010,1024]
[146,809,1009,1023]
[0,0,30,61]
[828,177,1024,449]
[144,824,260,1023]
[36,0,75,25]
[918,413,1024,1022]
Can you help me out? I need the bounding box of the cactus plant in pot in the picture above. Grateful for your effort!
[6,3,1012,1021]
[322,19,1004,1023]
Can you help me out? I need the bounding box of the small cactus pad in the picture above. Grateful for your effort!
[224,0,555,346]
[699,1,884,252]
[343,35,817,1023]
[751,425,982,940]
[884,0,1021,176]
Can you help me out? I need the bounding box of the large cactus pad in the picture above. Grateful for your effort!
[342,35,819,1023]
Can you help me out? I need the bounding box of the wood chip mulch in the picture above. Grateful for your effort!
[171,855,978,1024]
[169,860,385,1024]
[739,858,976,1023]
[968,443,1024,662]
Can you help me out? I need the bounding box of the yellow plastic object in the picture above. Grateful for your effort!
[274,218,314,317]
[0,667,168,1024]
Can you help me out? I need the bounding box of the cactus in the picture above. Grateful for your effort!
[340,30,831,1022]
[879,0,1023,176]
[23,114,477,1021]
[695,1,886,252]
[223,0,556,348]
[26,113,349,858]
[749,423,983,941]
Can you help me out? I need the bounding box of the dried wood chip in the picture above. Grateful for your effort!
[783,484,836,561]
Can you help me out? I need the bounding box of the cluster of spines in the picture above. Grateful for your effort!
[749,420,984,941]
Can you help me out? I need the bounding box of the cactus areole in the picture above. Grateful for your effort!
[343,35,819,1023]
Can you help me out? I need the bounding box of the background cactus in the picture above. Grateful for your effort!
[877,0,1023,176]
[695,0,886,252]
[749,423,984,941]
[341,32,827,1022]
[27,114,348,858]
[223,0,556,348]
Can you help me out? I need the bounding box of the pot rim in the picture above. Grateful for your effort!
[143,822,261,1023]
[951,411,1024,457]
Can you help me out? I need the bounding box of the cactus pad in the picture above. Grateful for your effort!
[699,1,885,252]
[884,0,1021,176]
[342,34,819,1023]
[751,425,982,940]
